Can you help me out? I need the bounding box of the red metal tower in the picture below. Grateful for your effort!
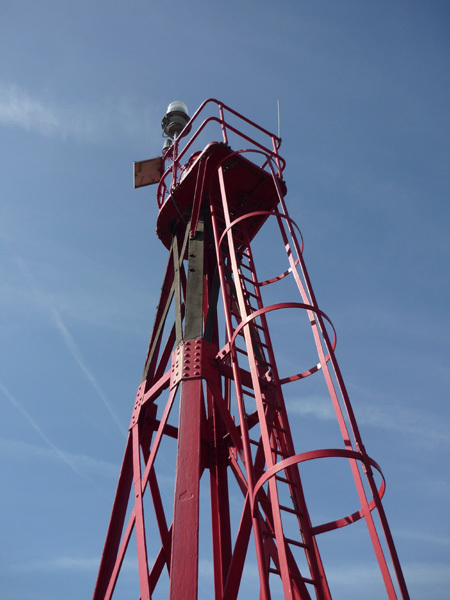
[93,99,409,600]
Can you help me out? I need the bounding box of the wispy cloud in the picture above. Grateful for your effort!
[0,81,156,143]
[13,555,137,573]
[325,560,450,590]
[0,83,60,136]
[397,529,450,546]
[401,562,450,586]
[0,436,119,480]
[16,256,126,435]
[287,392,450,445]
[288,394,335,421]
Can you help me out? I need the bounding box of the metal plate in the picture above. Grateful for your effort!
[133,156,162,188]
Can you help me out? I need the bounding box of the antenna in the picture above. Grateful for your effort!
[277,98,281,141]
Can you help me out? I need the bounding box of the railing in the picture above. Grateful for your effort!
[157,98,286,208]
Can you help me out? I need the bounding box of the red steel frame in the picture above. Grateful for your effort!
[93,99,409,599]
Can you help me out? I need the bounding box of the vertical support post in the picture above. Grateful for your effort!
[168,378,203,600]
[207,382,232,600]
[169,217,205,600]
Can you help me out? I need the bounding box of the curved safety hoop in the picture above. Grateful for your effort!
[229,302,337,383]
[215,147,286,203]
[251,448,386,535]
[215,146,279,174]
[218,209,304,267]
[215,149,306,284]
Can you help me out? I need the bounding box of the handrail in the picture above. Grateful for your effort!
[157,99,285,208]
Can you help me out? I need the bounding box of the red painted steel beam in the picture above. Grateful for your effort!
[168,378,203,600]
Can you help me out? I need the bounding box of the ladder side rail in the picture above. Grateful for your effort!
[214,165,330,598]
[269,161,379,456]
[210,195,272,600]
[214,185,392,597]
[225,418,308,600]
[218,165,312,600]
[278,216,400,599]
[267,163,407,598]
[233,221,331,600]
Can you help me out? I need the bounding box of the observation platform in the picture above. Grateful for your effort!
[156,141,287,250]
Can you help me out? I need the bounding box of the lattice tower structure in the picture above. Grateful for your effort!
[92,99,409,600]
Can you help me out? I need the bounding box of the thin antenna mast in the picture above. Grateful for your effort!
[277,98,281,141]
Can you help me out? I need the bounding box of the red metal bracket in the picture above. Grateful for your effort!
[170,338,218,389]
[129,382,146,429]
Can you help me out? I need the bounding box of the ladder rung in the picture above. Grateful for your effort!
[251,338,269,350]
[269,567,316,586]
[246,305,259,314]
[238,261,252,272]
[239,273,257,285]
[279,504,301,516]
[242,288,259,300]
[232,234,246,245]
[249,440,289,458]
[271,422,286,433]
[255,356,271,367]
[236,346,248,357]
[273,447,289,458]
[284,536,307,549]
[249,438,260,447]
[275,474,296,485]
[264,398,280,410]
[302,577,317,586]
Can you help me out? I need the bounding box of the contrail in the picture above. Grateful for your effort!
[15,256,126,435]
[49,306,125,434]
[1,382,93,484]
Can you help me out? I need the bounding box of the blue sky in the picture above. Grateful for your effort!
[0,1,449,599]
